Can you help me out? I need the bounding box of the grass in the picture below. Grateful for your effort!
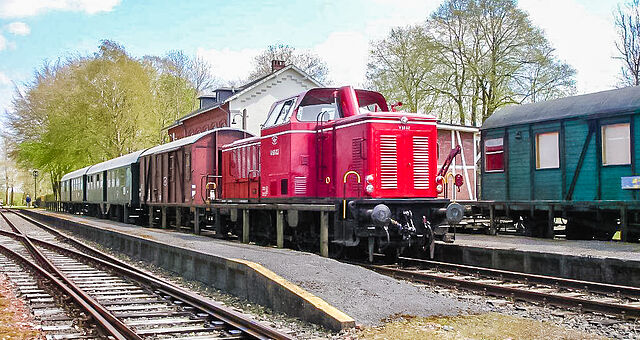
[358,313,607,340]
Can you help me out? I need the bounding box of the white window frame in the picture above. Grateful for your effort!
[484,137,504,173]
[535,131,560,170]
[602,123,631,166]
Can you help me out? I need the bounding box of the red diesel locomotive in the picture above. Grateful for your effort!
[219,86,463,261]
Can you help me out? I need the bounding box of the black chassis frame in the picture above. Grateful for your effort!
[334,198,453,248]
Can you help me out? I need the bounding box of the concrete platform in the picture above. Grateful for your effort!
[436,234,640,286]
[24,209,473,329]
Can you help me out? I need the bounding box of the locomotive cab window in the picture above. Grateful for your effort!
[485,137,504,172]
[536,132,559,169]
[602,123,631,166]
[263,98,296,128]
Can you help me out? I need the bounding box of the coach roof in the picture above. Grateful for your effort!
[140,127,249,156]
[86,150,147,175]
[482,86,640,130]
[61,165,92,181]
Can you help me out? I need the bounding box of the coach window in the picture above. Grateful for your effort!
[536,132,560,169]
[485,137,504,172]
[602,123,631,165]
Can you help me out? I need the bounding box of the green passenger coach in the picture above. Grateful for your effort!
[480,86,640,242]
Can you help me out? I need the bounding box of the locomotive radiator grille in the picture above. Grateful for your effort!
[380,135,398,189]
[413,136,430,190]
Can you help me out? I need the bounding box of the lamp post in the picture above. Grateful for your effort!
[231,109,247,130]
[32,170,38,205]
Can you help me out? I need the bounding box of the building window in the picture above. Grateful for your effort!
[602,123,631,165]
[536,132,560,169]
[485,137,504,172]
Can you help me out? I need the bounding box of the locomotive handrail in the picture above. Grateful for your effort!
[343,171,361,184]
[445,172,456,201]
[342,171,361,219]
[200,174,221,203]
[248,170,261,201]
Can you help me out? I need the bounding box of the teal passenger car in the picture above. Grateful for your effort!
[481,86,640,241]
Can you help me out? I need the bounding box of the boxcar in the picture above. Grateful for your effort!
[139,127,251,207]
[480,86,640,241]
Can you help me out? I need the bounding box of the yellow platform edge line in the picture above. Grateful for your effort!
[233,258,356,324]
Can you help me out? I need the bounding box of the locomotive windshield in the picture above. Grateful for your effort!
[297,103,338,122]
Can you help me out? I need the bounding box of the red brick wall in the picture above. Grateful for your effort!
[168,103,229,140]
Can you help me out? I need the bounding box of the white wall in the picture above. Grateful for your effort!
[228,68,318,136]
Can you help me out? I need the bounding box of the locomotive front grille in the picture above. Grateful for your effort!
[413,136,429,190]
[380,135,398,189]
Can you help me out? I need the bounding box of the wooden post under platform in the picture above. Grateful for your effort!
[242,209,250,244]
[320,211,329,257]
[161,207,167,229]
[621,206,628,242]
[546,205,555,239]
[148,206,154,227]
[194,208,201,235]
[276,210,284,248]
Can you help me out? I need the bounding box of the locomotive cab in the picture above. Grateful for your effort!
[258,86,463,261]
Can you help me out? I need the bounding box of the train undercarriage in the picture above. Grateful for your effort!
[49,198,465,262]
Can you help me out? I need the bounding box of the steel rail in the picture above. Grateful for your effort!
[0,240,129,339]
[7,210,294,340]
[0,210,143,339]
[356,262,640,318]
[398,257,640,299]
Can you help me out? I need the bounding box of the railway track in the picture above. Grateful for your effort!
[0,209,293,340]
[356,256,640,320]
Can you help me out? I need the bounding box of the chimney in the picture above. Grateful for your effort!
[271,60,286,73]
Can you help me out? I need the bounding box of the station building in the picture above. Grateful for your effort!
[166,60,323,140]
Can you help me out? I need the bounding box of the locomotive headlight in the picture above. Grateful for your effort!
[435,176,444,194]
[365,174,374,195]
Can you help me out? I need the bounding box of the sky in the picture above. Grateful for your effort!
[0,0,626,117]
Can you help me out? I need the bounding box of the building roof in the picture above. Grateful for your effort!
[482,86,640,130]
[165,65,323,130]
[141,127,248,156]
[437,122,480,133]
[61,165,92,181]
[86,150,147,175]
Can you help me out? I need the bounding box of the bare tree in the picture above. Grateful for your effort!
[249,44,328,83]
[615,0,640,86]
